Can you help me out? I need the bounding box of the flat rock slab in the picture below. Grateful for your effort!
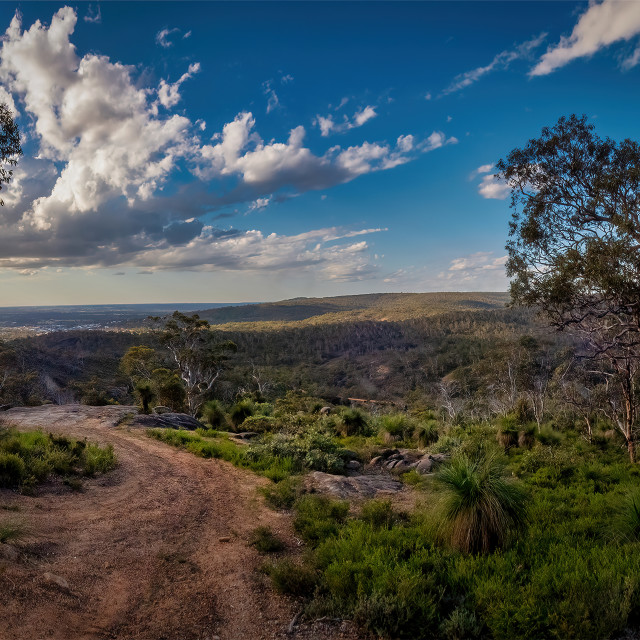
[306,471,404,499]
[130,413,205,430]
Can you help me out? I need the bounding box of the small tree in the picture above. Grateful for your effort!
[150,368,186,412]
[155,312,237,416]
[498,114,640,461]
[120,346,158,387]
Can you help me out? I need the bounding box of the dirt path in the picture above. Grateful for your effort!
[0,405,356,640]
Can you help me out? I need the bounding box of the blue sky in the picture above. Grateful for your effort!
[0,1,638,304]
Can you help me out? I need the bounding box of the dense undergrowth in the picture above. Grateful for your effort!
[148,396,640,640]
[265,431,640,640]
[0,427,116,490]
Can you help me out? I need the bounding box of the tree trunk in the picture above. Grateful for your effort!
[627,437,636,464]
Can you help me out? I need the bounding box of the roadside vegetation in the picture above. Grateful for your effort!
[0,427,116,491]
[144,389,640,640]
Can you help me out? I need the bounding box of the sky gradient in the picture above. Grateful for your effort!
[0,1,638,305]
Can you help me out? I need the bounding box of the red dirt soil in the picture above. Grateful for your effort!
[0,405,364,640]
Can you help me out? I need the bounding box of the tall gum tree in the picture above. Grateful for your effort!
[498,114,640,461]
[155,312,236,416]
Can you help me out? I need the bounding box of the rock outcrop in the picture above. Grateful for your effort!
[130,413,205,430]
[369,449,449,475]
[305,471,404,499]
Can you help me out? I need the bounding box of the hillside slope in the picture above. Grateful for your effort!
[193,292,510,329]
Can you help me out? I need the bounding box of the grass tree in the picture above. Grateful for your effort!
[436,450,527,554]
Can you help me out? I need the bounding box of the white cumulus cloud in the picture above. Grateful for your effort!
[471,164,509,199]
[313,105,378,136]
[0,7,450,280]
[157,62,201,109]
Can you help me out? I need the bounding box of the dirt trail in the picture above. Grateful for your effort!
[0,405,353,640]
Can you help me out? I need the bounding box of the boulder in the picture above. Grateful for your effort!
[319,406,332,416]
[414,453,449,475]
[369,449,449,475]
[152,406,172,414]
[305,471,403,499]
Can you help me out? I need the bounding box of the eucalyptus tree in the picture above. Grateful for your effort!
[155,312,237,416]
[498,114,640,460]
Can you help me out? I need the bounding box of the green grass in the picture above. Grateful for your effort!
[0,427,117,489]
[257,433,640,640]
[145,427,304,482]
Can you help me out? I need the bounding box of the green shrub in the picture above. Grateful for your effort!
[378,413,413,442]
[201,400,227,428]
[260,476,303,510]
[0,519,25,544]
[83,444,116,475]
[263,560,317,596]
[614,491,640,543]
[0,453,26,487]
[340,408,370,436]
[230,399,255,428]
[414,420,439,447]
[247,429,346,474]
[0,428,115,489]
[360,499,397,529]
[432,434,462,454]
[241,415,277,433]
[293,495,349,546]
[536,425,563,446]
[353,589,439,638]
[440,606,483,640]
[249,526,285,553]
[436,451,528,553]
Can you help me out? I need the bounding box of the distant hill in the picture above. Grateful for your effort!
[193,292,510,329]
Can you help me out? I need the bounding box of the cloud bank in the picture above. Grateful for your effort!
[0,7,454,282]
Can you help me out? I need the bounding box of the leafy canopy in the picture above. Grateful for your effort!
[0,103,21,205]
[498,114,640,354]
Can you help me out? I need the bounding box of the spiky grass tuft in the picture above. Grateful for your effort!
[437,451,527,554]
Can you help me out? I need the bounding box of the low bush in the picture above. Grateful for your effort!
[613,491,640,543]
[246,428,348,474]
[377,413,413,443]
[147,427,303,482]
[241,415,278,433]
[201,400,227,428]
[0,519,25,544]
[0,452,26,488]
[360,499,400,529]
[263,559,318,596]
[339,408,370,436]
[260,476,303,510]
[293,495,349,546]
[230,399,255,428]
[249,526,285,553]
[0,427,116,489]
